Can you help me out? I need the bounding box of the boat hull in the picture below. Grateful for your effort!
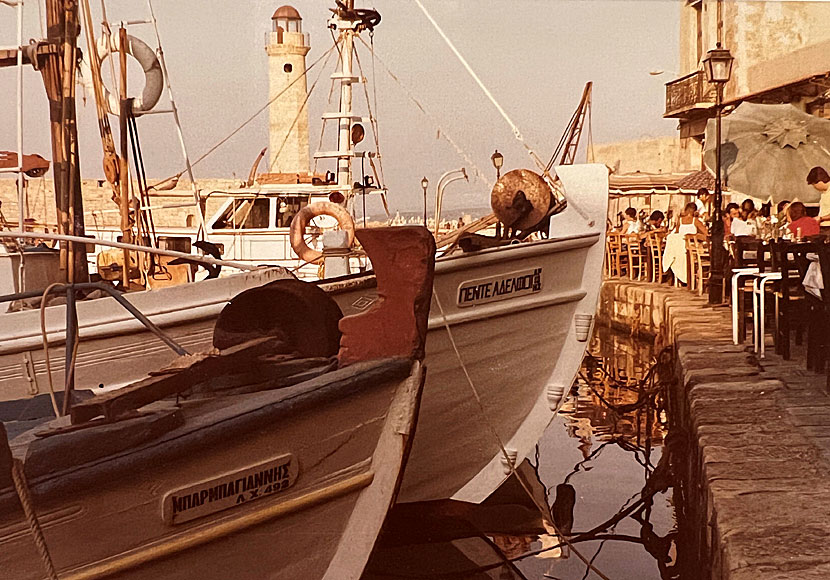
[0,268,290,403]
[0,359,423,580]
[329,164,608,503]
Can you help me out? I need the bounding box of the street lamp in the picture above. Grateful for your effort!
[421,176,429,226]
[703,43,734,305]
[491,150,504,180]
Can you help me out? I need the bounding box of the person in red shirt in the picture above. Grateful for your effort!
[786,202,820,238]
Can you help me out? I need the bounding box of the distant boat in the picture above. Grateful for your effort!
[0,226,434,580]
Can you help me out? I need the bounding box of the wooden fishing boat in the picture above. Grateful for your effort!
[0,266,291,404]
[0,226,434,580]
[321,164,608,505]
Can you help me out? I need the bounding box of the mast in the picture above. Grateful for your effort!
[336,0,355,190]
[42,0,88,283]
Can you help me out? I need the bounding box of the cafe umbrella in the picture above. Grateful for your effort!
[703,102,830,203]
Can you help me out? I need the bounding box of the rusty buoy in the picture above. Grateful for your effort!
[490,168,552,231]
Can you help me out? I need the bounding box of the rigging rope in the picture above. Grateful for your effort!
[412,0,547,173]
[267,41,338,173]
[356,36,489,187]
[431,291,612,580]
[12,459,58,580]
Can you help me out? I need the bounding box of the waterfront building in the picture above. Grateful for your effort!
[666,0,830,154]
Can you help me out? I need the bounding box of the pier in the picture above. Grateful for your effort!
[601,280,830,579]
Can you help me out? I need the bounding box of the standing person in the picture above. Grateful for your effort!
[807,166,830,232]
[786,202,820,239]
[662,202,707,284]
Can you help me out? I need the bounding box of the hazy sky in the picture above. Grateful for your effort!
[0,0,680,211]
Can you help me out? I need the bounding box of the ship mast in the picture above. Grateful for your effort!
[336,3,355,191]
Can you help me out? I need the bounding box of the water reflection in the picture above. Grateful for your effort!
[363,327,681,580]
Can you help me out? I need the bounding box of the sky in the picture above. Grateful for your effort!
[0,0,680,212]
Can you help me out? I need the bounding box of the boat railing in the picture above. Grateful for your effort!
[0,280,189,416]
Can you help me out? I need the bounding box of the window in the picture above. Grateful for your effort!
[213,198,271,230]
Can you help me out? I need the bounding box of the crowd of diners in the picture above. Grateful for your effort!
[607,166,830,384]
[610,165,830,286]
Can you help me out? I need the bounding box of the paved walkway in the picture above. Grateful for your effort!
[600,280,830,580]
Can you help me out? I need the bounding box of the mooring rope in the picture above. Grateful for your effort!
[12,459,59,579]
[431,291,613,580]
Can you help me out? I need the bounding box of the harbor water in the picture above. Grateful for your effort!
[364,326,683,579]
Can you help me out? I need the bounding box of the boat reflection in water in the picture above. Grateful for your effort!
[364,327,683,580]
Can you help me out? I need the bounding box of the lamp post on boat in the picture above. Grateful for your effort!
[491,149,503,181]
[703,43,734,305]
[421,176,429,226]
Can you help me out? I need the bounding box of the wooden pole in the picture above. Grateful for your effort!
[41,0,88,284]
[118,27,131,288]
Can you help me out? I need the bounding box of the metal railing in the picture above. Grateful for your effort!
[664,70,717,117]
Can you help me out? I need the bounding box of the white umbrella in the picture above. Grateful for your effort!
[703,102,830,203]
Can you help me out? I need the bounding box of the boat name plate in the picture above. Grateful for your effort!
[162,453,297,525]
[456,267,543,307]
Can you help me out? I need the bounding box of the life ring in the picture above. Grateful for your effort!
[95,34,163,116]
[290,202,355,263]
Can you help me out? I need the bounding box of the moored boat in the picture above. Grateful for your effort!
[0,225,434,580]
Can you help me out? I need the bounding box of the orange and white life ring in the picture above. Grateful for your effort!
[289,202,355,263]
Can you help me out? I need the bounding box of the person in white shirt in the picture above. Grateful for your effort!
[620,207,642,234]
[807,166,830,229]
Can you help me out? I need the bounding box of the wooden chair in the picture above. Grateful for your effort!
[771,240,814,360]
[606,232,627,278]
[685,235,698,292]
[691,234,710,296]
[625,234,645,281]
[644,231,666,283]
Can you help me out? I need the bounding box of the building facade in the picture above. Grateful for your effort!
[667,0,830,142]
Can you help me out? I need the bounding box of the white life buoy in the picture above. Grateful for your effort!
[91,34,163,116]
[290,202,355,263]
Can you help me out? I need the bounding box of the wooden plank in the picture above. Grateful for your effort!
[71,337,292,424]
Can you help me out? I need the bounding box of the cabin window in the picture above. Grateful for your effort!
[213,198,271,230]
[276,197,310,227]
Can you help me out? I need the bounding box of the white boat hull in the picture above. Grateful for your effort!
[0,268,291,403]
[329,164,608,503]
[0,359,424,580]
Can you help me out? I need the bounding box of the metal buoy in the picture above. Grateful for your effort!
[490,168,552,231]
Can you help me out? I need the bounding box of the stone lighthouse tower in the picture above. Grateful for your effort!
[266,6,310,174]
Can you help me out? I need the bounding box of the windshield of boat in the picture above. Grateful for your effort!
[213,198,270,230]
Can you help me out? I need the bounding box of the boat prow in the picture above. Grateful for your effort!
[0,226,435,580]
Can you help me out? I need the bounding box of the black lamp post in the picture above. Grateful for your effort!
[703,43,734,305]
[491,149,504,181]
[421,176,429,226]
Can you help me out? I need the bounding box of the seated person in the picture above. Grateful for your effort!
[786,201,820,238]
[644,210,666,233]
[619,207,642,234]
[730,203,756,237]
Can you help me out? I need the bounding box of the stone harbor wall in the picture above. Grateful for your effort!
[599,280,830,580]
[0,178,241,231]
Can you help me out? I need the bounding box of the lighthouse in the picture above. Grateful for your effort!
[266,6,311,174]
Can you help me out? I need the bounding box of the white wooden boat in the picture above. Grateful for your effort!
[323,164,608,504]
[0,267,291,403]
[0,226,434,580]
